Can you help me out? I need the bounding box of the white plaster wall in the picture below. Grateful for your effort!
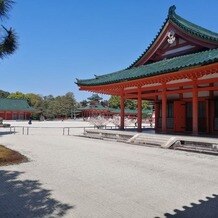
[199,73,218,80]
[124,86,137,91]
[141,83,161,88]
[167,94,180,100]
[167,78,191,84]
[158,94,180,100]
[183,93,192,98]
[198,91,209,97]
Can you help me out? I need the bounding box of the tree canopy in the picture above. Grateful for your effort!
[0,90,152,119]
[108,95,150,110]
[4,90,78,120]
[39,92,77,119]
[108,96,120,109]
[0,90,10,98]
[7,91,26,100]
[0,0,17,59]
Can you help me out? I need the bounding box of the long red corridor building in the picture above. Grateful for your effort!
[77,6,218,135]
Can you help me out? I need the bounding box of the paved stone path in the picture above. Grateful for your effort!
[0,120,218,217]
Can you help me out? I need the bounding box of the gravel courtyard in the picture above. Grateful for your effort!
[0,120,218,218]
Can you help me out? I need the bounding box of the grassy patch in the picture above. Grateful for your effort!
[0,145,28,166]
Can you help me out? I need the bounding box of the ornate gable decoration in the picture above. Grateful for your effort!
[76,5,218,89]
[167,31,176,44]
[128,5,218,68]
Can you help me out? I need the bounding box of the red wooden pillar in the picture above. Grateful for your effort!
[120,93,125,130]
[206,100,210,133]
[137,87,142,132]
[162,86,167,133]
[209,83,214,133]
[192,81,198,135]
[179,86,183,100]
[154,96,159,132]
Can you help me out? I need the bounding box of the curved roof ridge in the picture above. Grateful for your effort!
[126,12,169,69]
[126,5,218,69]
[171,8,218,41]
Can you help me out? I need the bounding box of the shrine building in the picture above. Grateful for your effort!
[78,94,152,119]
[76,6,218,135]
[0,98,33,120]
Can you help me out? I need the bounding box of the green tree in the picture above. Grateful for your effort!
[142,100,149,109]
[7,91,26,99]
[0,0,17,58]
[43,95,54,101]
[0,90,10,98]
[125,100,137,110]
[108,95,150,110]
[25,93,43,119]
[5,91,79,120]
[41,95,54,119]
[60,92,77,118]
[26,93,43,108]
[41,92,77,119]
[43,99,56,119]
[108,96,120,109]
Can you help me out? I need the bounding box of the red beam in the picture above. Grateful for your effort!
[137,87,142,132]
[79,63,218,94]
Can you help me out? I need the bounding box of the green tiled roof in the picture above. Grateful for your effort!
[127,5,218,69]
[169,6,218,42]
[87,94,102,101]
[78,105,152,115]
[110,108,152,115]
[76,49,218,86]
[0,98,34,111]
[78,104,109,110]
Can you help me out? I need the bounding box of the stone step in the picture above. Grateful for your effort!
[83,130,134,142]
[174,146,218,155]
[84,132,103,139]
[136,137,171,142]
[83,130,218,155]
[128,134,170,147]
[132,139,168,145]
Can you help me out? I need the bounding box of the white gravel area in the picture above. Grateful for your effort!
[0,120,218,217]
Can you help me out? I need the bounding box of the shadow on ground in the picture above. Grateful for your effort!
[159,194,218,218]
[0,131,14,136]
[0,170,74,217]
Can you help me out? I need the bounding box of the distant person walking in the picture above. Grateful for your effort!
[28,117,32,125]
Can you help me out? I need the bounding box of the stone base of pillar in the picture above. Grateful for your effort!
[137,128,142,133]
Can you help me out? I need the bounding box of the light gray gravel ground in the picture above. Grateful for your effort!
[0,120,218,218]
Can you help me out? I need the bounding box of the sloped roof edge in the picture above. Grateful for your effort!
[127,5,218,69]
[76,48,218,86]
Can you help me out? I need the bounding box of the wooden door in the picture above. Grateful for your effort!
[174,101,186,132]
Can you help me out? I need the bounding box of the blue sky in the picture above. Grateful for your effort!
[1,0,218,101]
